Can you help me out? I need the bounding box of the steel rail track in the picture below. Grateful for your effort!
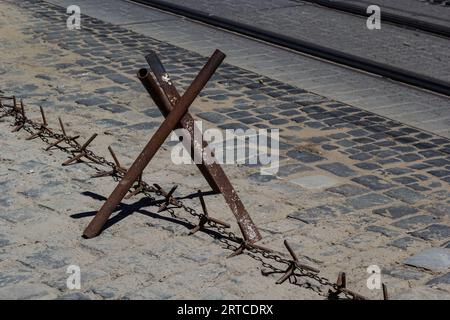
[299,0,450,38]
[130,0,450,97]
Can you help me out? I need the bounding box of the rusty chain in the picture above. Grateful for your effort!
[0,96,369,300]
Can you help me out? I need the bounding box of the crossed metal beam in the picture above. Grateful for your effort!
[82,49,261,243]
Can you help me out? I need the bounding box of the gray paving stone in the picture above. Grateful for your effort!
[218,123,250,131]
[317,162,356,177]
[404,248,450,271]
[197,112,228,124]
[336,139,356,148]
[98,103,130,113]
[57,292,91,300]
[227,111,252,119]
[21,247,71,270]
[346,193,393,210]
[95,119,127,127]
[0,197,13,209]
[419,204,450,218]
[0,208,35,223]
[286,150,325,163]
[392,287,450,300]
[384,187,426,205]
[142,108,162,118]
[94,86,127,94]
[354,162,382,170]
[326,184,368,197]
[397,153,422,162]
[248,172,276,183]
[125,122,159,131]
[288,205,335,224]
[391,215,437,230]
[408,183,431,192]
[373,205,419,219]
[410,224,450,241]
[0,234,10,248]
[389,236,422,250]
[351,175,394,191]
[0,271,32,288]
[366,225,400,237]
[426,272,450,285]
[105,73,132,85]
[428,169,450,178]
[18,160,46,171]
[0,283,57,299]
[383,267,424,280]
[75,96,109,106]
[392,176,418,185]
[288,175,338,189]
[239,117,261,124]
[276,163,311,177]
[0,181,10,193]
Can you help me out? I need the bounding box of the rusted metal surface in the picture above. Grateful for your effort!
[154,184,181,212]
[145,50,261,244]
[26,106,48,140]
[331,272,366,300]
[26,106,46,139]
[92,146,128,178]
[12,99,25,132]
[45,117,80,151]
[82,50,226,239]
[189,189,230,235]
[382,283,389,300]
[62,133,98,166]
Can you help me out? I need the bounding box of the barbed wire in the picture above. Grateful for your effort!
[0,96,374,300]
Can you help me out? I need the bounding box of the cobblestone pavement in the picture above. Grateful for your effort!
[0,0,449,299]
[46,0,450,139]
[159,0,450,82]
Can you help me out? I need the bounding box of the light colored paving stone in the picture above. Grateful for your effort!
[288,175,338,189]
[404,248,450,271]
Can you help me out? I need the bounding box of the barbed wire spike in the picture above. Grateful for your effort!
[124,173,145,199]
[92,146,128,178]
[189,190,230,235]
[11,99,26,132]
[331,271,367,300]
[382,283,389,300]
[154,184,181,212]
[62,133,98,166]
[26,106,48,140]
[261,240,319,284]
[0,98,16,119]
[45,117,80,151]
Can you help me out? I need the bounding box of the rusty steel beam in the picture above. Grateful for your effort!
[83,50,225,239]
[144,50,261,244]
[145,52,220,193]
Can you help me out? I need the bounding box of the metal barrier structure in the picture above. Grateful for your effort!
[0,50,392,300]
[82,49,261,244]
